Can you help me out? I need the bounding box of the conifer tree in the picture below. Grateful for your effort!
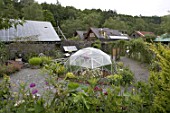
[149,43,170,113]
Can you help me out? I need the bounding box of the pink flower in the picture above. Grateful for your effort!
[94,86,102,91]
[30,83,36,88]
[32,89,38,94]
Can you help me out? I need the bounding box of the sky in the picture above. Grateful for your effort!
[35,0,170,16]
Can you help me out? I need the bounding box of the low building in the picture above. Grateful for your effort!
[154,33,170,44]
[84,27,129,41]
[130,31,155,39]
[0,20,61,61]
[74,30,87,40]
[0,20,61,43]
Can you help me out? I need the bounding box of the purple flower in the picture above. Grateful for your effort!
[45,81,49,85]
[30,83,36,88]
[32,89,38,94]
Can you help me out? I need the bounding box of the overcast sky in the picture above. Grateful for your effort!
[35,0,170,16]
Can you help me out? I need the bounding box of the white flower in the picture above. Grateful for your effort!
[14,100,25,107]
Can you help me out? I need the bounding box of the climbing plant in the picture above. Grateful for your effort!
[127,38,153,63]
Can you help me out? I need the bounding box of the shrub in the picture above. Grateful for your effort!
[0,62,22,77]
[29,57,42,66]
[65,72,76,80]
[107,74,123,85]
[117,62,124,69]
[40,56,52,65]
[118,68,134,85]
[57,65,65,75]
[43,62,65,76]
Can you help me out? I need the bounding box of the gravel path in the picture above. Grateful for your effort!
[119,57,150,82]
[9,68,49,95]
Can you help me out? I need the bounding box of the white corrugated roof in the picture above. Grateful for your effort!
[63,46,77,52]
[0,20,61,41]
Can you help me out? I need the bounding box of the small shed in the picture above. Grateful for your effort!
[154,33,170,44]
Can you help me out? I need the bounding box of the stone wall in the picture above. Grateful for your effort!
[5,40,112,62]
[7,43,60,61]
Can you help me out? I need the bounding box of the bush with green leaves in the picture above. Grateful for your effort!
[65,72,76,80]
[40,56,52,65]
[43,62,65,77]
[106,74,123,86]
[118,68,134,85]
[28,57,42,66]
[92,40,101,49]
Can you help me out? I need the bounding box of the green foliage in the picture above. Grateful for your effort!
[0,0,23,30]
[113,40,128,56]
[40,56,52,66]
[117,62,124,68]
[107,74,123,86]
[43,62,65,77]
[87,77,99,87]
[43,10,56,26]
[149,43,170,113]
[0,41,8,64]
[28,57,42,66]
[21,2,44,20]
[83,12,102,28]
[127,38,153,63]
[68,82,79,90]
[103,17,128,30]
[118,68,134,85]
[145,34,156,43]
[61,18,85,38]
[92,40,101,49]
[161,14,170,33]
[0,75,11,111]
[65,72,76,79]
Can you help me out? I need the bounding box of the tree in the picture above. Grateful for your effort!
[103,17,127,30]
[43,10,56,26]
[0,0,22,29]
[134,18,147,31]
[61,19,85,38]
[82,12,102,28]
[20,0,34,6]
[161,13,170,33]
[21,2,44,20]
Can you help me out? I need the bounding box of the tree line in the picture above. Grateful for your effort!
[0,0,170,38]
